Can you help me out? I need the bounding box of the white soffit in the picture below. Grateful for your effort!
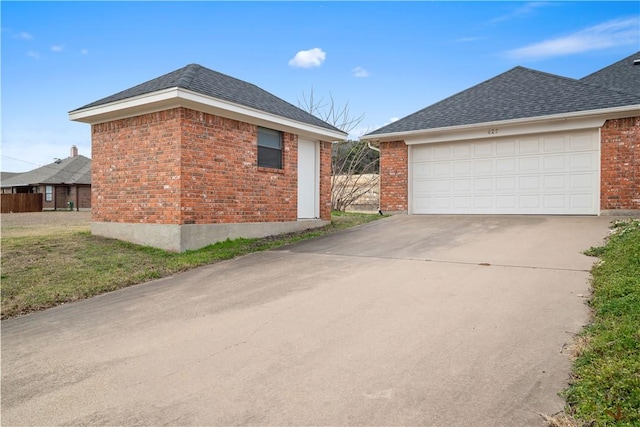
[68,88,348,142]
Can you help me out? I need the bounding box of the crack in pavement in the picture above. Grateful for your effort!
[422,258,591,272]
[287,250,591,273]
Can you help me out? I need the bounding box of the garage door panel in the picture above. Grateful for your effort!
[474,178,492,191]
[413,147,433,162]
[569,133,597,150]
[496,141,516,155]
[544,136,565,152]
[519,157,540,172]
[474,143,493,157]
[411,130,598,215]
[497,158,516,172]
[474,160,492,174]
[519,176,541,190]
[433,163,451,176]
[496,177,516,190]
[473,196,492,209]
[434,146,452,160]
[570,152,597,170]
[453,179,472,192]
[544,155,567,170]
[454,197,472,209]
[543,194,565,209]
[453,144,472,158]
[570,194,595,209]
[519,139,541,154]
[496,195,516,209]
[544,175,565,189]
[454,161,472,175]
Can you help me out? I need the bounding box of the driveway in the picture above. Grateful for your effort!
[1,215,612,426]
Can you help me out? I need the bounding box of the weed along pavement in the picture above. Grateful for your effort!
[1,215,614,426]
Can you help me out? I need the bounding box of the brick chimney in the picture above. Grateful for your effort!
[70,145,78,157]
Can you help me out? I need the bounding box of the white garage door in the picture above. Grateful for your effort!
[411,130,599,215]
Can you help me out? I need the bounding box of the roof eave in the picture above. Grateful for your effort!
[69,88,348,142]
[361,104,640,143]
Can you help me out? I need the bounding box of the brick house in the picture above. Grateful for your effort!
[362,51,640,216]
[70,64,347,251]
[0,145,91,210]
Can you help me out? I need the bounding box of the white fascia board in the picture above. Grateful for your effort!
[177,89,347,141]
[361,105,640,144]
[69,88,348,142]
[68,88,179,122]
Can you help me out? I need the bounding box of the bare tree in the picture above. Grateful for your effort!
[299,88,365,134]
[299,88,379,212]
[331,140,379,212]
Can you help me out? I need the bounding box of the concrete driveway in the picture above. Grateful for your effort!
[1,215,612,426]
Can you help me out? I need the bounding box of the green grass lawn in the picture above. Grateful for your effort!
[563,218,640,426]
[1,212,384,319]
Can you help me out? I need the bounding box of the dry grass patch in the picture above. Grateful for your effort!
[1,211,384,319]
[541,412,583,427]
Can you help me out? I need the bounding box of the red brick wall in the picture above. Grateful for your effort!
[319,141,332,219]
[92,109,183,223]
[92,107,331,225]
[380,140,408,212]
[601,116,640,211]
[179,108,299,224]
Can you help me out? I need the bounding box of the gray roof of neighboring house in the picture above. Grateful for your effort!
[580,51,640,95]
[366,55,640,136]
[0,155,91,188]
[1,172,21,182]
[72,64,345,134]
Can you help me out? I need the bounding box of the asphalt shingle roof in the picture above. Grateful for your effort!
[580,50,640,95]
[72,64,345,134]
[0,155,91,188]
[366,56,640,136]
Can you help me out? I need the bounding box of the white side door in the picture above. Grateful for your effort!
[298,138,319,219]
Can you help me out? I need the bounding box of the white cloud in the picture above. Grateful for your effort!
[352,66,370,78]
[51,45,64,52]
[488,2,551,25]
[26,50,40,59]
[288,48,326,68]
[81,49,89,55]
[454,36,487,43]
[14,31,34,40]
[508,17,640,60]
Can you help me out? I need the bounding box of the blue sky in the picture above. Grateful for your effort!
[2,1,639,172]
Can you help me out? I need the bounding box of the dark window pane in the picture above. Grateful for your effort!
[257,127,282,168]
[258,146,282,169]
[257,128,281,149]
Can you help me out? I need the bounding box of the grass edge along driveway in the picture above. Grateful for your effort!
[1,212,383,319]
[549,218,640,427]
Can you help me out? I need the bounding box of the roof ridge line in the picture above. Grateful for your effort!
[177,64,201,88]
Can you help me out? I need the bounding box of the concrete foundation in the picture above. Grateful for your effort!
[91,219,329,252]
[600,210,640,217]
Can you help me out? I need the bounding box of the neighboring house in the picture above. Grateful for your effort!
[69,64,347,252]
[1,146,91,210]
[362,51,640,216]
[1,172,21,182]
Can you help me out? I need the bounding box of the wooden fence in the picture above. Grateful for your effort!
[1,193,44,213]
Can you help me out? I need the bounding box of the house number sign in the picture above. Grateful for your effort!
[487,128,499,135]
